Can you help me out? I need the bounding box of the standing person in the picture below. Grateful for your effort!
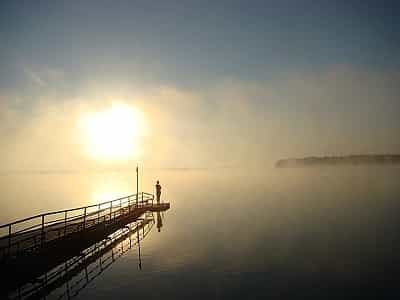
[155,180,162,204]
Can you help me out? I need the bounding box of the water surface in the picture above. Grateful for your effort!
[1,166,400,299]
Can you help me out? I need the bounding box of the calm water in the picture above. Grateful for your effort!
[1,166,400,299]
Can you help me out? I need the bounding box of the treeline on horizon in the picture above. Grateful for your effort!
[276,154,400,168]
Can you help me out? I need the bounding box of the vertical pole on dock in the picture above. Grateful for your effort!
[64,211,67,236]
[83,207,87,230]
[41,215,45,247]
[98,204,100,224]
[136,165,139,207]
[8,224,11,255]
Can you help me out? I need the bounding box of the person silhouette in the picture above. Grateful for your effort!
[155,180,161,204]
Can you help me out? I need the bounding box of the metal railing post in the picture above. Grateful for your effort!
[136,166,139,207]
[83,207,87,230]
[8,224,11,255]
[64,211,67,236]
[41,215,45,247]
[98,204,100,224]
[109,204,112,221]
[128,196,131,213]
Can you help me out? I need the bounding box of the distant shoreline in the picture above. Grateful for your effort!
[276,154,400,168]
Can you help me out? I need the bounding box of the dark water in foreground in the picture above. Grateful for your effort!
[1,166,400,299]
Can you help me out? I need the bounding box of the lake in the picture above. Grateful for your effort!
[1,166,400,299]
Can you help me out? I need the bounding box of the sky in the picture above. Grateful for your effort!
[0,0,399,170]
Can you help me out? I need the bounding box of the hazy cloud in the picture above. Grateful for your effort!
[23,67,46,87]
[0,66,399,170]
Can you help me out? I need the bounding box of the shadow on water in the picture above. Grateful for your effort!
[3,211,167,300]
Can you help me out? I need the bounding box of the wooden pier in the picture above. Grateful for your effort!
[7,212,156,300]
[0,193,170,295]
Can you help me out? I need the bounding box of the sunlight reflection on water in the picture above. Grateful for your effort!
[1,166,400,299]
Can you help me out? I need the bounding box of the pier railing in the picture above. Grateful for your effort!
[0,192,155,259]
[8,211,155,300]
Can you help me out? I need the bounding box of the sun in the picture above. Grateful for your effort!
[80,104,147,161]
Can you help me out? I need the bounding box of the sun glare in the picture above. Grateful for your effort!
[80,104,147,161]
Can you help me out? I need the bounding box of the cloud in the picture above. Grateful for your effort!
[23,67,46,86]
[22,65,64,87]
[0,66,399,170]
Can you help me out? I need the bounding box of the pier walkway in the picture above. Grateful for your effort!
[7,212,155,300]
[0,193,169,261]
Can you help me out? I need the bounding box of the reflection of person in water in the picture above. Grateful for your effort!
[157,212,163,232]
[155,180,162,204]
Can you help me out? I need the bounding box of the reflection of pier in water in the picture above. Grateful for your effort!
[0,193,170,299]
[8,211,166,300]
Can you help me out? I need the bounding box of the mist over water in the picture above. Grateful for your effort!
[2,1,400,298]
[1,166,400,298]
